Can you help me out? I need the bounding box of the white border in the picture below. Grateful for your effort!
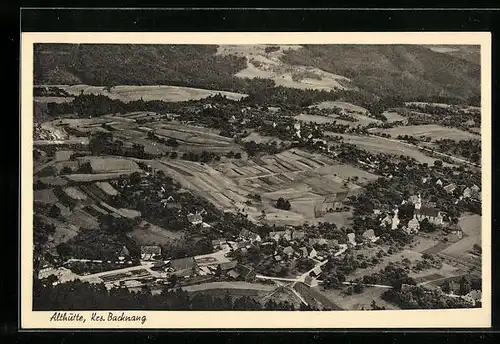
[21,32,492,329]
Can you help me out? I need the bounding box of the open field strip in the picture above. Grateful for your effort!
[369,124,480,141]
[55,84,247,102]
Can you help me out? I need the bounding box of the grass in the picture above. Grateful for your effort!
[127,221,182,246]
[370,124,480,141]
[328,133,437,165]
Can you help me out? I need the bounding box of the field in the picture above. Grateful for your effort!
[137,148,376,226]
[127,221,182,246]
[382,110,407,123]
[65,172,139,182]
[316,285,399,310]
[438,215,481,269]
[34,96,75,103]
[77,156,140,173]
[54,84,248,102]
[311,101,369,114]
[294,113,354,126]
[242,132,286,144]
[370,124,480,141]
[328,133,438,165]
[217,44,351,92]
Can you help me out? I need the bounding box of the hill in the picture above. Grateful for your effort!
[34,44,480,106]
[34,44,247,91]
[280,45,480,104]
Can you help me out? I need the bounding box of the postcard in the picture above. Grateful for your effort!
[21,31,491,329]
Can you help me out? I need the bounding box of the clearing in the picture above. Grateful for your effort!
[327,133,437,165]
[53,84,247,102]
[369,124,480,141]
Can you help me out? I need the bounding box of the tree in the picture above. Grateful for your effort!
[234,152,242,159]
[276,197,285,209]
[433,160,443,168]
[48,204,61,218]
[459,276,471,296]
[168,274,178,287]
[170,151,178,159]
[353,282,365,294]
[60,166,73,174]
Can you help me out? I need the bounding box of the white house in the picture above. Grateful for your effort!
[406,215,420,234]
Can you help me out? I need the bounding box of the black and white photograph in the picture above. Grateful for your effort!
[21,32,491,329]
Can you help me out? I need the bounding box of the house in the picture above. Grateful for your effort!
[269,231,282,242]
[414,207,444,225]
[463,290,482,306]
[407,215,420,234]
[373,209,381,215]
[211,239,225,249]
[444,183,457,194]
[235,264,256,282]
[140,245,162,261]
[299,247,309,258]
[347,233,356,246]
[362,229,378,243]
[240,229,262,243]
[308,248,318,259]
[187,213,203,225]
[118,246,130,260]
[391,209,400,230]
[227,269,241,279]
[409,194,422,210]
[462,187,472,199]
[218,261,238,272]
[170,257,199,277]
[304,275,318,287]
[380,213,392,228]
[436,179,443,186]
[283,246,295,257]
[310,266,322,278]
[274,255,282,262]
[448,222,463,239]
[292,230,305,240]
[321,191,349,214]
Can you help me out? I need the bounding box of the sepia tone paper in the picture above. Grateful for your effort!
[21,32,491,329]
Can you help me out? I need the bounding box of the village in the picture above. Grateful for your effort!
[32,43,483,311]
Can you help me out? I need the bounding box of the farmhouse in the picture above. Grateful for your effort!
[187,213,203,225]
[414,207,444,225]
[239,229,262,243]
[140,245,162,261]
[235,264,256,282]
[170,257,199,277]
[304,275,318,287]
[321,191,349,214]
[310,266,322,278]
[218,261,238,272]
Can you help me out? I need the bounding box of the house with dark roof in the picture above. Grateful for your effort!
[235,264,256,282]
[414,207,444,225]
[170,257,199,277]
[218,261,238,272]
